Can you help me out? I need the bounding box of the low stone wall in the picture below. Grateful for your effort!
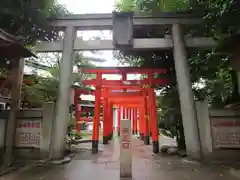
[0,102,55,163]
[196,101,240,163]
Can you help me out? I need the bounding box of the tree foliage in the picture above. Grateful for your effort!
[116,0,240,108]
[116,0,240,145]
[22,52,95,104]
[0,0,71,102]
[117,0,188,12]
[0,0,69,45]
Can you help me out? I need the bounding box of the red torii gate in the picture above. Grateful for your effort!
[79,67,169,154]
[99,89,155,148]
[102,96,144,137]
[73,87,94,132]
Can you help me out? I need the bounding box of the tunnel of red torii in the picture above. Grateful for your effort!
[72,67,170,154]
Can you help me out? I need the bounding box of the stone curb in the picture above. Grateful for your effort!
[0,155,74,176]
[72,139,92,144]
[0,162,37,176]
[0,165,24,176]
[50,156,72,165]
[38,155,73,165]
[229,168,240,179]
[181,158,201,165]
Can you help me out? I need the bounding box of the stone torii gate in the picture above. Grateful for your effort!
[35,12,215,160]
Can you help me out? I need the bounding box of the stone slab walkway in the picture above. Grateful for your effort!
[0,138,239,180]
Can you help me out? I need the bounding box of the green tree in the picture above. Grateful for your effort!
[0,0,69,45]
[116,0,240,107]
[117,0,188,12]
[116,0,240,149]
[0,0,70,101]
[22,52,95,104]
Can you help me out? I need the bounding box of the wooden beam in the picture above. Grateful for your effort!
[82,79,169,86]
[80,67,167,74]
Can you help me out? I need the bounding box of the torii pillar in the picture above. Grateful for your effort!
[51,26,75,159]
[172,24,202,159]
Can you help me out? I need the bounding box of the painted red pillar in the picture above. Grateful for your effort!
[117,105,121,136]
[149,88,159,153]
[92,72,101,154]
[147,72,159,153]
[103,96,109,144]
[108,101,114,140]
[125,108,128,119]
[143,91,150,145]
[122,72,127,122]
[147,95,152,137]
[133,109,137,134]
[131,108,134,134]
[74,89,80,132]
[136,109,139,134]
[139,106,145,141]
[123,107,127,119]
[128,108,131,120]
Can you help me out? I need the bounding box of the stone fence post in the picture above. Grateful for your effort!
[40,102,55,159]
[195,101,213,158]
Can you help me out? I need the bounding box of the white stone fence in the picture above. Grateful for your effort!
[196,101,240,162]
[0,102,55,163]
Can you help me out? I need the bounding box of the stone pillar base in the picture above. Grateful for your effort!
[108,133,113,140]
[103,136,108,144]
[92,141,98,154]
[144,136,150,145]
[152,141,159,153]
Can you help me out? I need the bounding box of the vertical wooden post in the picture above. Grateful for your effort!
[147,72,159,153]
[123,107,126,119]
[139,106,145,141]
[74,90,81,133]
[122,71,127,124]
[3,58,24,167]
[117,105,121,136]
[103,88,109,144]
[132,109,136,134]
[92,72,101,154]
[125,108,128,119]
[151,89,159,153]
[147,95,152,137]
[143,92,150,145]
[149,88,159,153]
[127,108,131,119]
[136,109,139,135]
[108,101,113,140]
[131,108,135,134]
[126,108,128,119]
[135,109,138,134]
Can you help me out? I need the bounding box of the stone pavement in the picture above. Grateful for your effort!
[0,138,239,180]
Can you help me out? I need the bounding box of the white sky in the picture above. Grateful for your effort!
[58,0,118,68]
[58,0,116,14]
[58,0,115,67]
